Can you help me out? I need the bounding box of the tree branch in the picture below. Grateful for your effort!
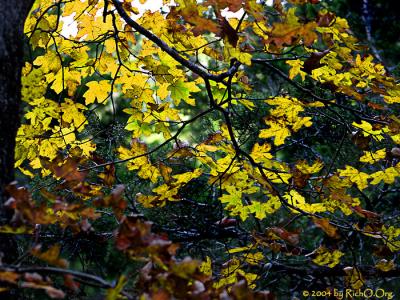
[0,265,134,299]
[111,0,241,82]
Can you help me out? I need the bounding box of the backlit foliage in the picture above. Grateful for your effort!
[2,0,400,298]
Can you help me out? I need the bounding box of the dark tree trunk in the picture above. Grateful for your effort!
[0,1,34,298]
[0,0,34,217]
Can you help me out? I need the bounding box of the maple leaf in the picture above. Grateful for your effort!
[344,267,365,289]
[311,246,344,268]
[199,256,213,276]
[259,120,291,146]
[375,259,395,272]
[338,166,369,190]
[250,142,273,164]
[286,59,307,81]
[296,160,323,174]
[370,167,399,185]
[284,190,325,214]
[83,80,110,104]
[269,227,300,245]
[31,244,69,268]
[359,148,386,164]
[173,0,220,35]
[352,120,384,141]
[312,217,340,238]
[168,79,201,106]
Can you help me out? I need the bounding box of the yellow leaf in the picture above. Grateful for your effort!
[352,121,384,141]
[296,160,323,174]
[359,148,386,164]
[375,259,395,272]
[227,244,254,254]
[0,225,33,234]
[338,166,369,190]
[33,52,62,74]
[168,79,200,106]
[344,267,364,289]
[247,197,281,220]
[245,252,264,265]
[172,169,202,184]
[106,275,127,300]
[286,59,306,81]
[312,246,343,268]
[118,140,160,182]
[370,167,399,185]
[223,42,252,66]
[199,256,212,276]
[259,120,291,146]
[284,190,325,214]
[250,142,273,164]
[83,80,110,104]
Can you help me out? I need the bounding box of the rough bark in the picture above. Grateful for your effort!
[0,1,34,298]
[0,0,34,300]
[0,1,34,218]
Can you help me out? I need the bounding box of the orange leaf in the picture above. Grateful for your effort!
[312,217,340,238]
[0,271,20,284]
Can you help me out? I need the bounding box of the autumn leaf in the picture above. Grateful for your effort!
[269,227,300,245]
[344,267,364,289]
[83,80,110,105]
[31,244,69,268]
[106,275,127,300]
[311,246,344,268]
[0,272,20,284]
[168,79,201,106]
[338,166,369,190]
[312,217,340,238]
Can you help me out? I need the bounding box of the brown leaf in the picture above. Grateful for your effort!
[203,132,224,144]
[152,290,171,300]
[303,49,330,74]
[351,131,371,150]
[171,2,220,36]
[42,157,87,183]
[63,274,80,292]
[94,185,127,220]
[159,162,173,183]
[168,146,195,159]
[205,0,243,12]
[98,164,116,186]
[269,227,300,245]
[351,206,380,219]
[273,0,283,14]
[292,168,311,188]
[317,11,335,27]
[367,102,385,110]
[219,16,239,47]
[312,217,340,238]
